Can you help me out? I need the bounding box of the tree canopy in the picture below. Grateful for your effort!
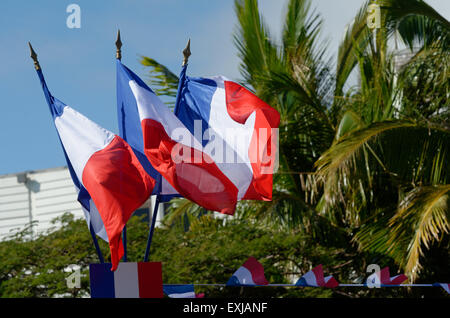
[1,212,447,297]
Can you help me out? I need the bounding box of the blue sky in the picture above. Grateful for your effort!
[0,0,448,175]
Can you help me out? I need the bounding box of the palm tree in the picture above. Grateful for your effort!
[140,0,449,281]
[314,0,450,280]
[234,0,450,281]
[232,0,343,242]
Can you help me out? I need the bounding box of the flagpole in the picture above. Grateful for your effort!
[144,192,160,262]
[182,38,191,67]
[89,223,105,263]
[115,29,122,61]
[28,42,41,71]
[115,30,128,262]
[173,39,191,116]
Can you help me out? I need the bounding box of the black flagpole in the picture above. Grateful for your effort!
[144,193,160,262]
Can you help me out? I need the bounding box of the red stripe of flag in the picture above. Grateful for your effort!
[141,119,239,215]
[83,136,155,271]
[243,257,269,285]
[137,262,163,298]
[224,81,280,201]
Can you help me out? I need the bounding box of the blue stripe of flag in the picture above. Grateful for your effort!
[89,263,115,298]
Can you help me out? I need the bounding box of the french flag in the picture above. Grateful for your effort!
[117,60,179,200]
[295,264,339,288]
[63,147,109,243]
[36,70,108,242]
[116,61,240,215]
[433,283,450,294]
[36,69,155,271]
[226,257,269,286]
[163,285,205,298]
[175,65,280,202]
[366,267,408,285]
[90,262,163,298]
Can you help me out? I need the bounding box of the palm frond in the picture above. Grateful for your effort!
[280,0,336,118]
[336,0,450,97]
[282,0,324,64]
[389,185,450,279]
[233,0,282,90]
[315,120,450,227]
[353,208,405,259]
[383,0,450,38]
[315,120,415,180]
[394,12,450,50]
[335,110,363,140]
[163,198,206,227]
[376,124,450,185]
[140,56,179,106]
[335,0,371,96]
[236,188,348,246]
[356,185,450,281]
[397,47,450,126]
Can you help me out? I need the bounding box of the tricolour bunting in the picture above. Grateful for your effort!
[175,65,280,202]
[163,285,205,298]
[226,257,269,286]
[295,264,339,288]
[433,283,450,294]
[36,69,155,271]
[366,267,408,286]
[116,61,240,215]
[90,262,163,298]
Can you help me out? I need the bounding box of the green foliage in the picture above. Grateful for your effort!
[1,209,448,298]
[0,214,103,297]
[5,0,443,299]
[140,56,179,108]
[136,0,449,285]
[398,48,449,125]
[0,213,352,298]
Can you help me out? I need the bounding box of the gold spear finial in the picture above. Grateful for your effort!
[28,42,41,71]
[182,38,191,66]
[116,29,122,60]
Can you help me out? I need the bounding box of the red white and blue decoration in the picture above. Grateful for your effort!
[366,267,408,286]
[433,283,450,294]
[116,60,179,201]
[116,61,270,215]
[90,262,163,298]
[175,65,280,204]
[31,41,449,299]
[295,264,339,288]
[36,69,155,271]
[163,284,205,298]
[226,257,269,286]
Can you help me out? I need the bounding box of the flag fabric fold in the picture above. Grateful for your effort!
[36,70,109,241]
[226,257,269,286]
[117,60,179,201]
[116,61,240,215]
[163,284,205,298]
[175,65,280,202]
[366,267,408,286]
[36,69,155,271]
[295,264,339,288]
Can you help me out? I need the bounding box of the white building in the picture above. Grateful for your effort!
[0,166,164,240]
